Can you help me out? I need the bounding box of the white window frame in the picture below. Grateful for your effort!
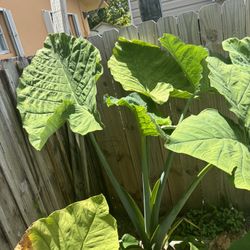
[43,10,82,37]
[0,25,10,55]
[0,8,25,57]
[67,13,82,37]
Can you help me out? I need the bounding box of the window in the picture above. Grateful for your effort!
[0,26,9,54]
[0,8,24,58]
[43,11,82,37]
[68,13,81,37]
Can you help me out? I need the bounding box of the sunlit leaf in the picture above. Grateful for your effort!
[15,194,119,250]
[167,109,250,190]
[17,33,103,150]
[159,33,208,91]
[106,93,171,136]
[108,37,194,104]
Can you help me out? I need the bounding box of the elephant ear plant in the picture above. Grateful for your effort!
[107,34,212,249]
[16,32,250,250]
[107,34,250,249]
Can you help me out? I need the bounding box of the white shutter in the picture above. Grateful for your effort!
[50,0,70,34]
[71,14,82,37]
[42,10,55,33]
[3,9,24,56]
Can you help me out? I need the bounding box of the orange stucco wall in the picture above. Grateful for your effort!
[0,0,92,57]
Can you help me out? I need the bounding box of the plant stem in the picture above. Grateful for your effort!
[151,96,195,231]
[141,135,152,236]
[152,163,213,250]
[89,133,149,245]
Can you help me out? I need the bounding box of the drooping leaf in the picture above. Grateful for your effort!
[15,194,119,250]
[222,37,250,66]
[159,33,208,91]
[17,33,103,150]
[229,231,250,250]
[207,56,250,128]
[108,37,194,104]
[106,93,171,136]
[167,109,250,190]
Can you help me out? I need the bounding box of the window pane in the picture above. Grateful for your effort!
[0,26,8,52]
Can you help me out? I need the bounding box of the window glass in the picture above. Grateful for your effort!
[0,25,9,53]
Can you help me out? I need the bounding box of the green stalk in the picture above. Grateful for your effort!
[151,164,213,250]
[150,96,195,231]
[89,133,149,246]
[141,135,152,236]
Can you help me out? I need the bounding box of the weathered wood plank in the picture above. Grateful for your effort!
[157,16,179,37]
[138,20,159,44]
[199,3,224,56]
[89,31,140,199]
[221,0,246,39]
[177,11,201,45]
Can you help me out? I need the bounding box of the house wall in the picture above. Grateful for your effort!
[130,0,212,25]
[0,0,93,57]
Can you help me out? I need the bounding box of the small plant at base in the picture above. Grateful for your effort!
[174,205,245,240]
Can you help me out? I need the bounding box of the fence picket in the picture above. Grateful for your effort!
[199,3,224,56]
[157,16,179,37]
[222,0,246,39]
[177,11,201,45]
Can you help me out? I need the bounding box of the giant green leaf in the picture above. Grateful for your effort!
[106,93,171,136]
[222,37,250,66]
[167,109,250,190]
[207,57,250,128]
[17,33,103,150]
[108,37,194,104]
[15,194,119,250]
[159,33,209,90]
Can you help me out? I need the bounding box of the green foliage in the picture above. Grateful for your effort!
[15,195,119,250]
[159,34,209,91]
[17,33,103,150]
[175,206,245,240]
[108,33,211,250]
[108,35,209,103]
[17,32,250,250]
[106,93,172,136]
[88,0,131,29]
[167,36,250,191]
[167,109,250,190]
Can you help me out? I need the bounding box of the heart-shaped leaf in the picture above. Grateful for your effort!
[17,33,103,150]
[222,37,250,66]
[15,194,119,250]
[159,34,208,91]
[167,109,250,190]
[108,37,194,104]
[207,57,250,129]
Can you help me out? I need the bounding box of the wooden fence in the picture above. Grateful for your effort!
[0,58,105,249]
[1,0,250,249]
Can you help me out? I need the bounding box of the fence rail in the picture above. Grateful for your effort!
[1,0,250,249]
[0,58,104,249]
